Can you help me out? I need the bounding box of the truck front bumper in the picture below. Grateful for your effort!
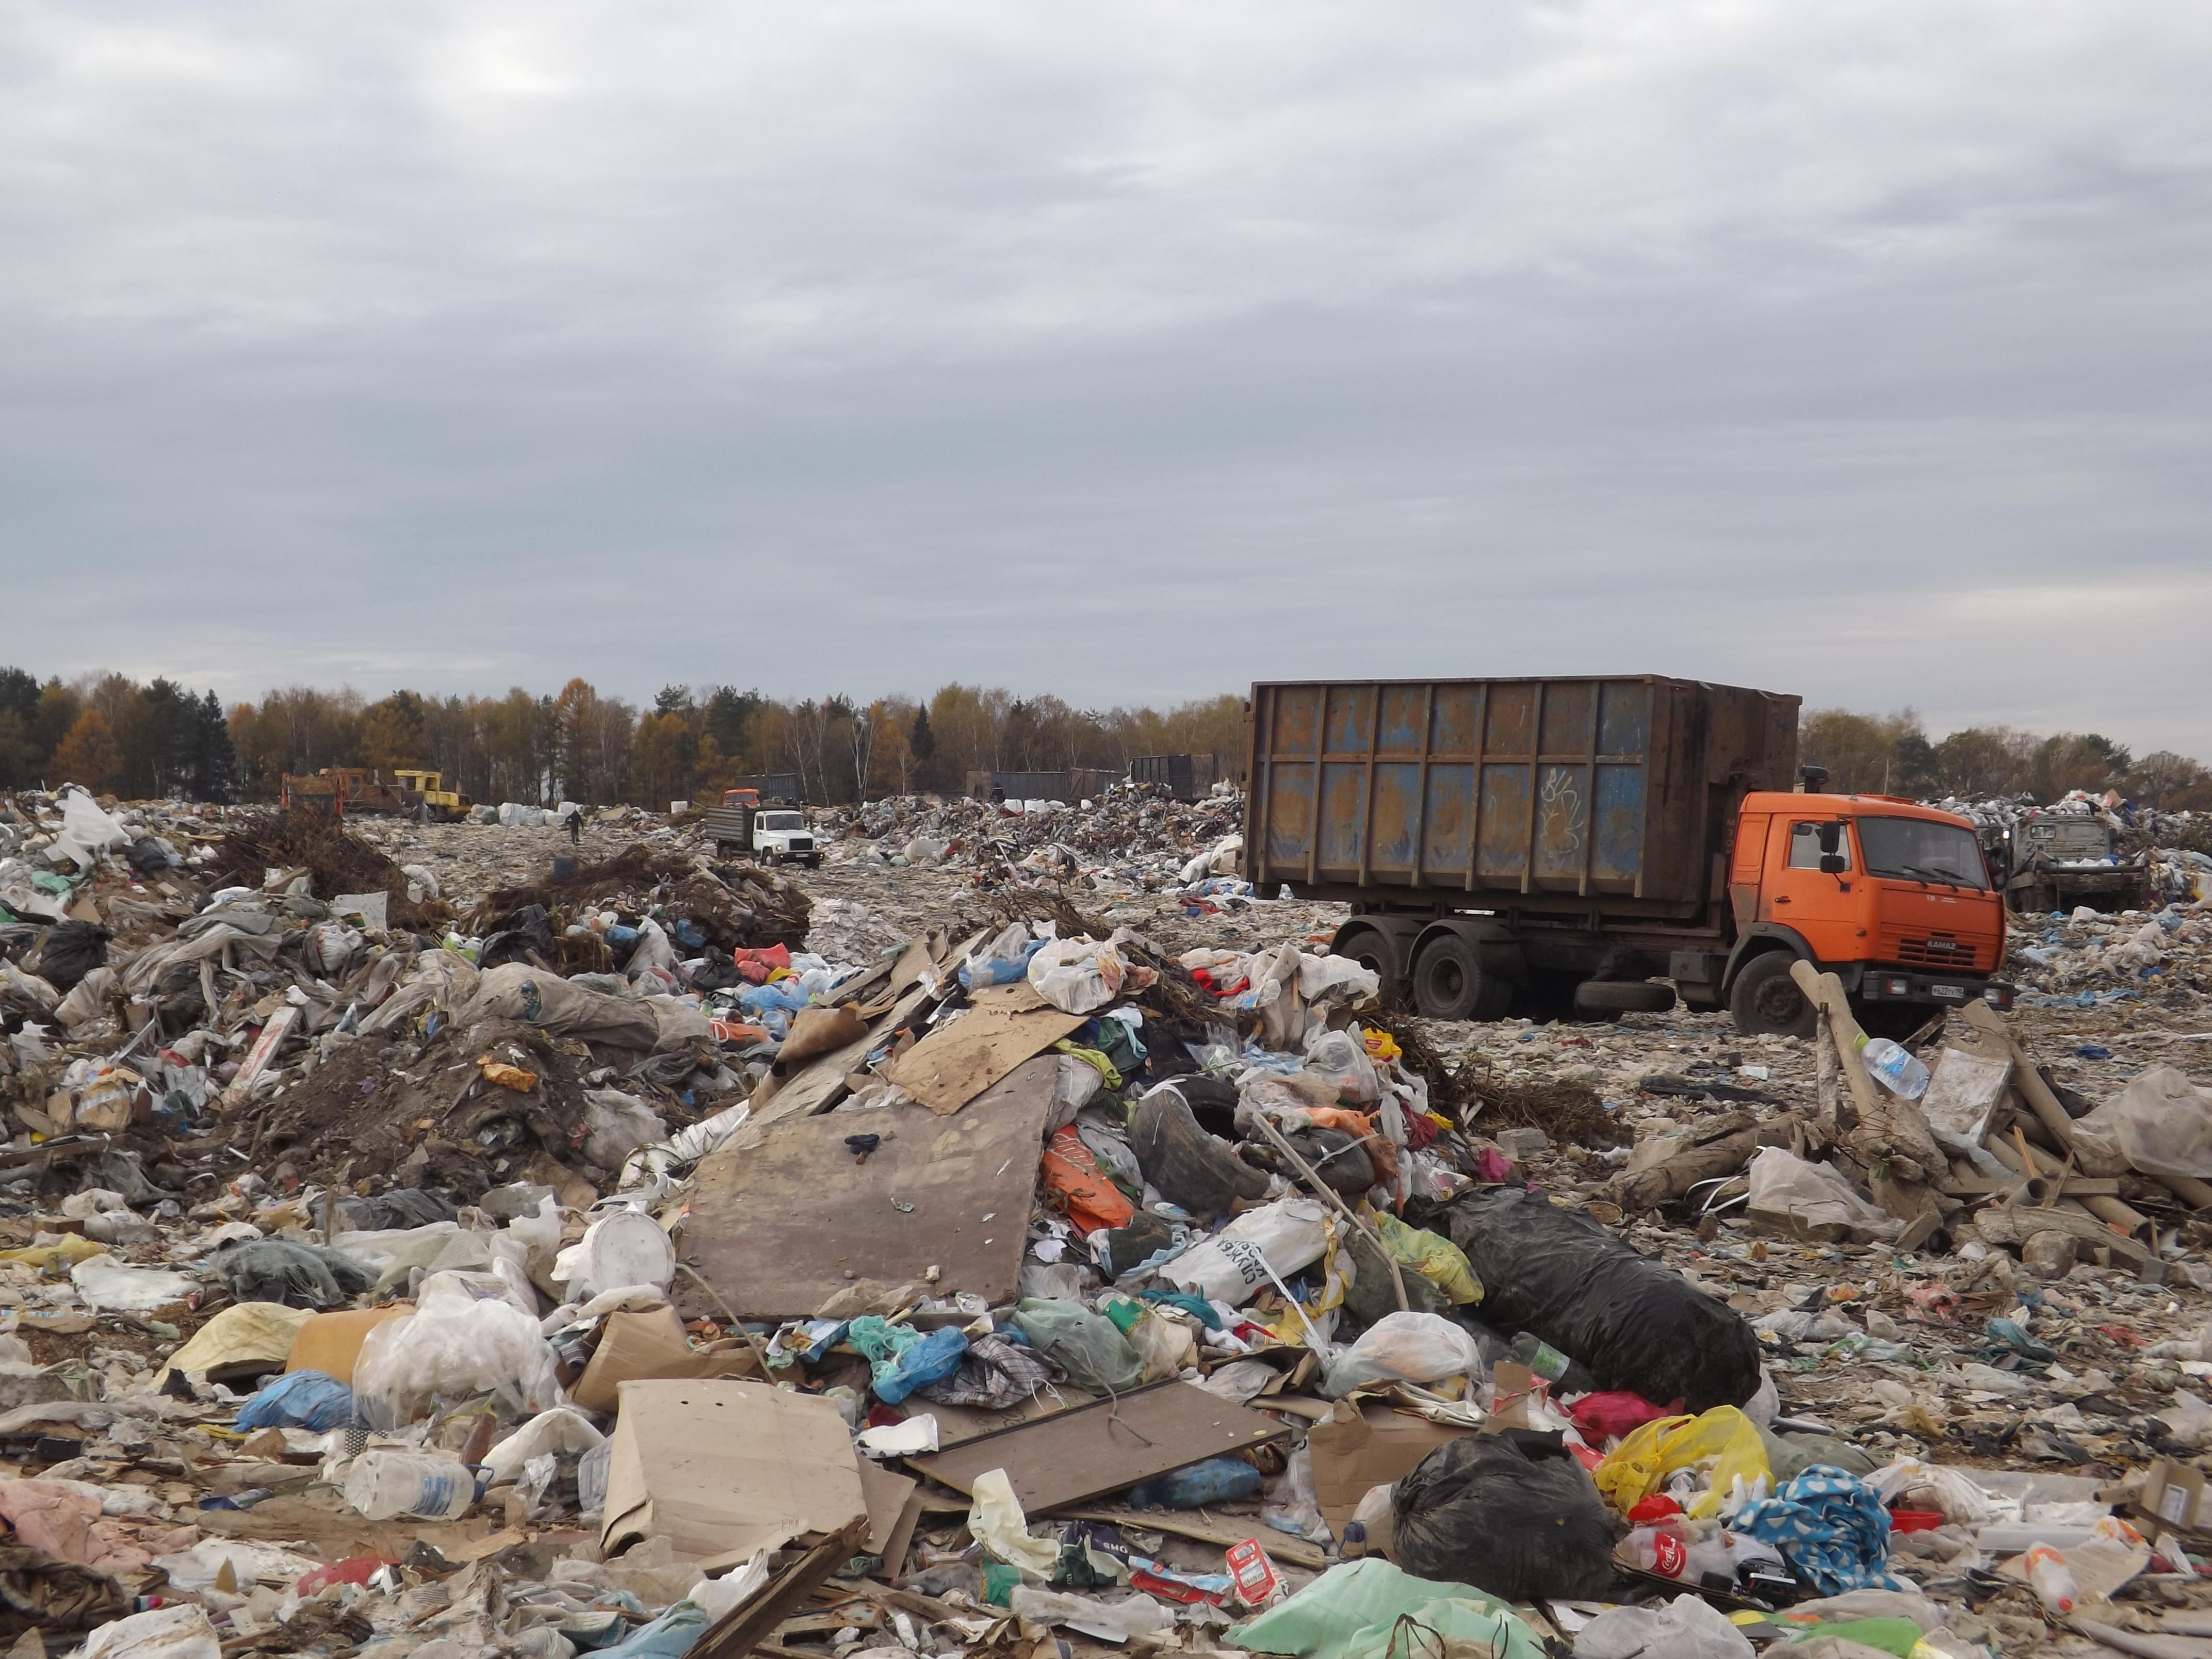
[1836,964,2014,1012]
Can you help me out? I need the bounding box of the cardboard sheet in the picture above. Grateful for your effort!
[599,1379,868,1567]
[905,1379,1290,1514]
[684,1055,1055,1319]
[885,983,1086,1115]
[572,1306,761,1413]
[1306,1399,1473,1536]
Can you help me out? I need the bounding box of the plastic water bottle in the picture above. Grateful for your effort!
[1507,1330,1572,1382]
[343,1451,476,1521]
[2025,1543,2077,1615]
[1856,1035,1930,1100]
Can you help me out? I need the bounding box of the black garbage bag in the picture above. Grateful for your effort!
[1131,1080,1270,1219]
[478,904,555,970]
[1288,1126,1375,1198]
[123,836,172,875]
[209,1238,379,1310]
[1425,1185,1762,1411]
[35,921,111,993]
[310,1188,457,1232]
[688,952,741,992]
[1392,1430,1619,1601]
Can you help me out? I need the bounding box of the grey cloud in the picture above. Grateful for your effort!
[1,1,2208,755]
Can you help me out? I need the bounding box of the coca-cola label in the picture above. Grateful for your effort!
[1652,1533,1686,1577]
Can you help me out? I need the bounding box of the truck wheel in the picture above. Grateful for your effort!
[1331,923,1402,1006]
[1412,934,1512,1022]
[1730,952,1816,1038]
[1573,980,1677,1016]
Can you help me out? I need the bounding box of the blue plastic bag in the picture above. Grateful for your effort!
[848,1318,969,1405]
[236,1369,354,1432]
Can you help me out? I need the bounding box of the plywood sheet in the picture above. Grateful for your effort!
[904,1379,1291,1514]
[684,1055,1055,1319]
[884,983,1086,1115]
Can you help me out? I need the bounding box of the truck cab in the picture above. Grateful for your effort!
[704,791,820,867]
[1722,792,2011,1037]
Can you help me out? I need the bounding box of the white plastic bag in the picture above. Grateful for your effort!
[1320,1311,1485,1397]
[70,1254,199,1312]
[1745,1147,1902,1244]
[304,921,359,978]
[352,1282,564,1428]
[2072,1067,2212,1181]
[581,1089,668,1170]
[53,788,133,872]
[1027,939,1128,1015]
[1575,1594,1753,1659]
[1159,1197,1328,1307]
[83,1604,222,1659]
[483,1406,607,1486]
[1303,1024,1380,1104]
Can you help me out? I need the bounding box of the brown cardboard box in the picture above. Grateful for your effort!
[572,1307,761,1413]
[599,1379,868,1568]
[1305,1399,1472,1537]
[2136,1459,2208,1532]
[285,1303,412,1385]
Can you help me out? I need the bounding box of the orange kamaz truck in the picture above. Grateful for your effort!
[1245,676,2011,1037]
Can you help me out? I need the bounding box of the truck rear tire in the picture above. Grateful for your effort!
[1729,952,1816,1038]
[1573,980,1677,1016]
[1412,934,1513,1022]
[1331,922,1403,1006]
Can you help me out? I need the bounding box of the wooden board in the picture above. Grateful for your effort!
[904,1378,1292,1515]
[884,983,1086,1115]
[684,1055,1056,1319]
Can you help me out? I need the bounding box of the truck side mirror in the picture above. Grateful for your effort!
[1815,822,1842,855]
[1819,854,1847,875]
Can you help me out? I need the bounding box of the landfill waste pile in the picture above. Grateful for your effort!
[0,785,2210,1658]
[833,784,1250,899]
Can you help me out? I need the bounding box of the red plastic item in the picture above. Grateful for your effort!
[296,1557,395,1596]
[731,944,792,985]
[1040,1126,1135,1235]
[1886,1509,1945,1534]
[1225,1539,1285,1609]
[1627,1493,1683,1525]
[1571,1390,1683,1443]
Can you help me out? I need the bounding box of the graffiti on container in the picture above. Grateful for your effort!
[1540,767,1586,856]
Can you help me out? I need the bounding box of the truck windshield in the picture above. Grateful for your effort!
[759,812,805,831]
[1857,817,1989,888]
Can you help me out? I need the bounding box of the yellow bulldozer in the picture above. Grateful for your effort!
[392,769,475,822]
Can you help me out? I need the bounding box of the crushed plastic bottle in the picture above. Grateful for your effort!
[2025,1542,2077,1615]
[342,1450,476,1521]
[1856,1035,1931,1099]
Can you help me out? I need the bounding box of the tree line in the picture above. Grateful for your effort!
[10,668,2202,815]
[1799,708,2212,810]
[0,668,1246,807]
[0,670,236,800]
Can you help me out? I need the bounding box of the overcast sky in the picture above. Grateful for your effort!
[3,2,2208,756]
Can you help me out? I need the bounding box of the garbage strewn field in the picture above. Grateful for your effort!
[2,783,2211,1659]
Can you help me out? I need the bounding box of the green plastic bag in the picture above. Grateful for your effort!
[1232,1560,1547,1659]
[1012,1298,1143,1393]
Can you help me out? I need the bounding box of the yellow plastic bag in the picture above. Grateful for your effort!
[1593,1406,1769,1520]
[0,1234,107,1270]
[1361,1028,1403,1063]
[1374,1212,1484,1305]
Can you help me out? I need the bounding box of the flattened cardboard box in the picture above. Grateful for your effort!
[573,1307,760,1413]
[1305,1398,1471,1536]
[600,1379,868,1568]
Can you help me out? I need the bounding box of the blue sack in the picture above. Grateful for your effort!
[236,1369,354,1432]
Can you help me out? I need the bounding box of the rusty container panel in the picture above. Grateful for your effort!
[1246,675,1799,911]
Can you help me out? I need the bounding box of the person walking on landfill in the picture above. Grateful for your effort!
[566,804,582,847]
